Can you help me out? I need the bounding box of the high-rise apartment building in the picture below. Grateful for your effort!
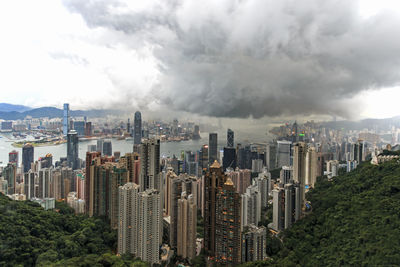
[24,170,36,199]
[209,133,218,164]
[272,186,285,231]
[204,160,227,256]
[134,111,142,145]
[140,139,160,192]
[169,176,184,249]
[241,184,261,227]
[253,171,271,208]
[3,163,17,194]
[177,193,197,260]
[67,130,79,170]
[293,142,306,208]
[241,225,267,263]
[22,143,34,173]
[84,151,101,214]
[227,168,251,195]
[280,165,293,184]
[137,189,161,265]
[118,182,140,255]
[215,177,242,265]
[305,147,317,187]
[63,103,69,136]
[276,141,292,168]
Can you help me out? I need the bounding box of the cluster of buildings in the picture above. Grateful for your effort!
[2,111,395,266]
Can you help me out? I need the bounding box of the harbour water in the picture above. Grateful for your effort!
[0,126,272,167]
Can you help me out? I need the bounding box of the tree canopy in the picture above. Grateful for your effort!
[243,160,400,266]
[0,195,148,267]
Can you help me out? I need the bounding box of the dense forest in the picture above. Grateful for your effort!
[244,160,400,266]
[0,194,147,267]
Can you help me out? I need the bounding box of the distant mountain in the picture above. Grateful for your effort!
[0,106,121,120]
[0,103,31,113]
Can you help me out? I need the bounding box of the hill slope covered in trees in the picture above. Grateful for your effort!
[0,195,147,267]
[245,161,400,266]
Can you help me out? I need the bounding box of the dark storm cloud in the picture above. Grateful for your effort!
[63,0,400,118]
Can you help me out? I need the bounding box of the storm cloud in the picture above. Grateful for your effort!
[63,0,400,118]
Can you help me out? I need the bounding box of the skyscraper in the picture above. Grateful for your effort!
[24,170,36,199]
[272,186,285,231]
[209,133,218,164]
[293,142,306,209]
[63,103,69,136]
[103,139,112,156]
[67,130,79,170]
[137,189,161,265]
[134,111,142,145]
[118,184,161,265]
[118,182,140,256]
[97,138,104,155]
[241,225,267,263]
[8,150,18,165]
[127,118,131,134]
[223,147,236,171]
[227,129,234,148]
[177,193,197,260]
[22,143,34,173]
[73,121,85,136]
[169,176,183,249]
[3,163,17,194]
[204,160,227,256]
[241,184,261,227]
[276,141,292,168]
[84,151,101,214]
[140,139,161,192]
[215,177,242,265]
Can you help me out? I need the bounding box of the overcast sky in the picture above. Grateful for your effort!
[1,0,400,120]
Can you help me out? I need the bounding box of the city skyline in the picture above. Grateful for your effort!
[2,1,400,266]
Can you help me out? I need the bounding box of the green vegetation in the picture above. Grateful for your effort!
[0,195,148,267]
[244,161,400,266]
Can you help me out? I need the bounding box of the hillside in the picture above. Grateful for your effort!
[245,161,400,266]
[0,106,121,120]
[0,103,31,112]
[0,194,148,267]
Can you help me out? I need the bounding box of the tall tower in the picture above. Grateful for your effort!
[84,151,101,214]
[215,177,242,265]
[63,103,69,136]
[169,176,183,249]
[209,133,218,164]
[137,189,161,265]
[177,193,197,260]
[118,182,140,256]
[127,118,131,134]
[8,150,18,165]
[67,130,79,170]
[227,129,234,148]
[276,141,292,168]
[204,160,227,256]
[293,142,307,209]
[102,139,112,156]
[22,143,34,173]
[134,111,142,145]
[140,139,161,192]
